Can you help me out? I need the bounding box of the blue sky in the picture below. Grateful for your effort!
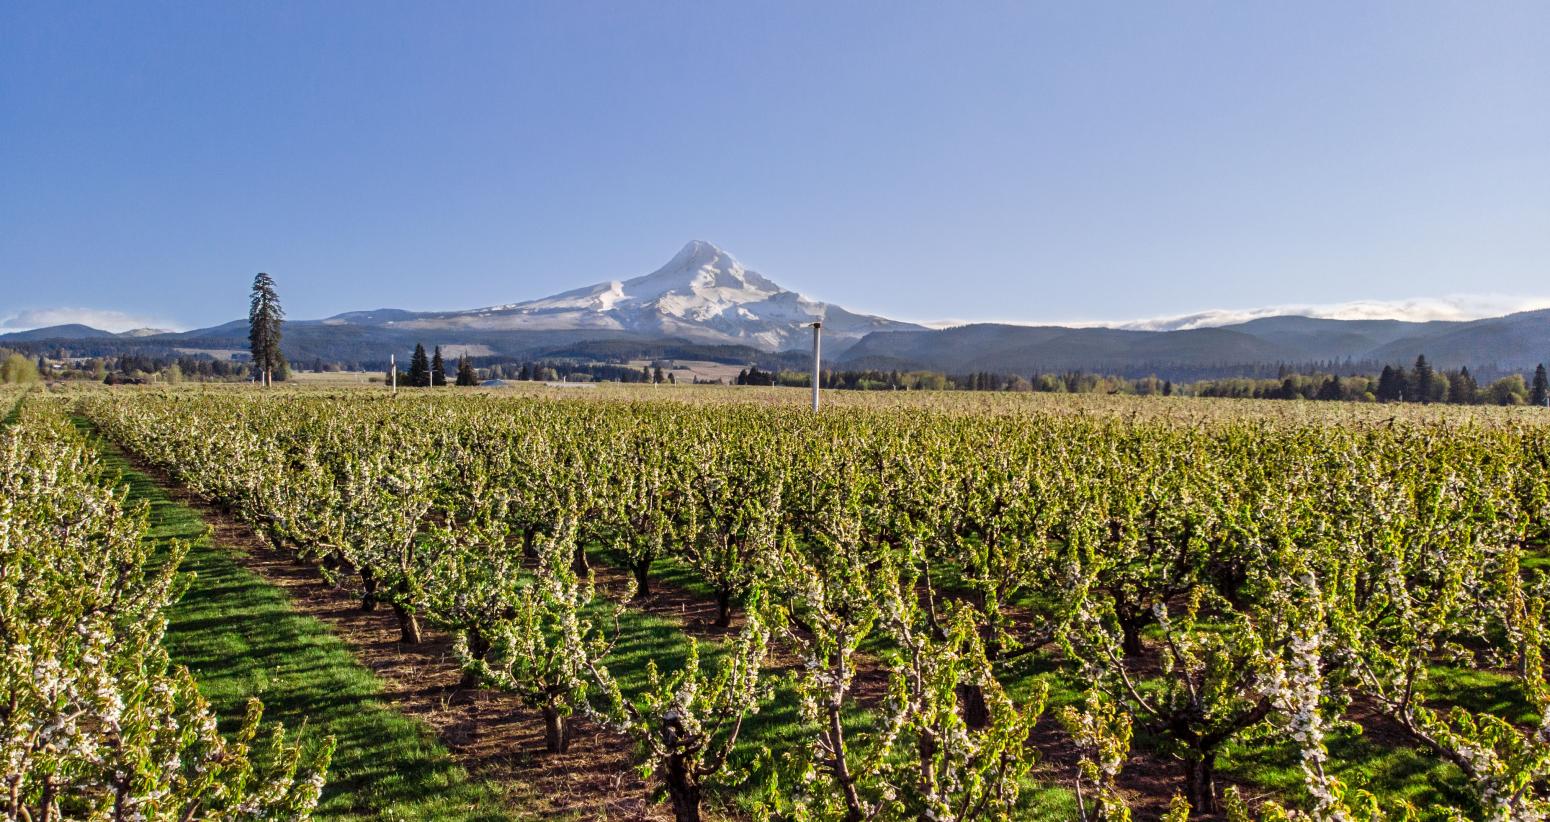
[2,1,1546,331]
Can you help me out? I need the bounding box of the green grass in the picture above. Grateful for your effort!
[1,388,28,426]
[80,422,521,822]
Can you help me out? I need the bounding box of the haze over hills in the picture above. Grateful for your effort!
[4,241,1550,378]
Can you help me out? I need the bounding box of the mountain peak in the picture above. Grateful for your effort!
[672,239,726,265]
[632,240,778,298]
[423,242,919,349]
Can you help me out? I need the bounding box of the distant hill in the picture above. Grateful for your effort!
[835,311,1550,377]
[0,323,119,341]
[5,243,1549,378]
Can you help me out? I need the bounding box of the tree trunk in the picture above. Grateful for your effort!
[541,705,570,753]
[523,527,538,559]
[829,701,865,822]
[917,729,938,799]
[1120,616,1144,658]
[958,683,991,730]
[360,567,380,612]
[1183,751,1217,814]
[632,560,652,599]
[321,553,344,588]
[715,589,733,629]
[572,543,590,575]
[393,602,421,644]
[460,628,490,689]
[664,755,703,822]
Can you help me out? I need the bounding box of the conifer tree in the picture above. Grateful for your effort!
[408,344,431,388]
[1413,355,1434,403]
[455,356,478,386]
[247,272,285,387]
[431,346,447,386]
[1316,376,1341,401]
[1376,365,1403,402]
[1451,367,1479,405]
[1533,364,1550,407]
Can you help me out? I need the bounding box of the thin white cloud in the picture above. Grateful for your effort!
[919,294,1550,332]
[0,307,183,334]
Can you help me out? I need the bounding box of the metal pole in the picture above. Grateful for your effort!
[810,321,822,412]
[390,354,397,395]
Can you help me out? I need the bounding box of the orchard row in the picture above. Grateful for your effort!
[1,393,330,822]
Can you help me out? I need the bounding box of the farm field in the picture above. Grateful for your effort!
[8,382,1550,821]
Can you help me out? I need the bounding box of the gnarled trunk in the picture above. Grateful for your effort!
[632,560,652,599]
[393,602,421,644]
[663,754,703,822]
[1114,601,1147,658]
[957,683,991,730]
[460,627,490,689]
[541,704,571,753]
[321,553,345,588]
[1182,751,1217,814]
[715,589,733,629]
[360,567,380,612]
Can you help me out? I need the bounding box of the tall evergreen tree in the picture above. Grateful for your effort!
[1532,364,1550,407]
[408,343,431,388]
[431,346,447,387]
[1451,367,1479,405]
[455,356,478,386]
[653,365,665,384]
[247,272,285,387]
[1413,355,1435,403]
[1316,376,1342,401]
[1376,365,1402,402]
[518,363,532,381]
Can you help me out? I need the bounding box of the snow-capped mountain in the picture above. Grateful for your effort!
[382,240,920,350]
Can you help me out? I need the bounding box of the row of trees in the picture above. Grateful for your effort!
[3,394,330,819]
[390,344,480,387]
[767,359,1550,406]
[1370,356,1550,405]
[85,390,1550,820]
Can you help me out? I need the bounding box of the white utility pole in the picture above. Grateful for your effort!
[390,354,397,395]
[808,321,822,412]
